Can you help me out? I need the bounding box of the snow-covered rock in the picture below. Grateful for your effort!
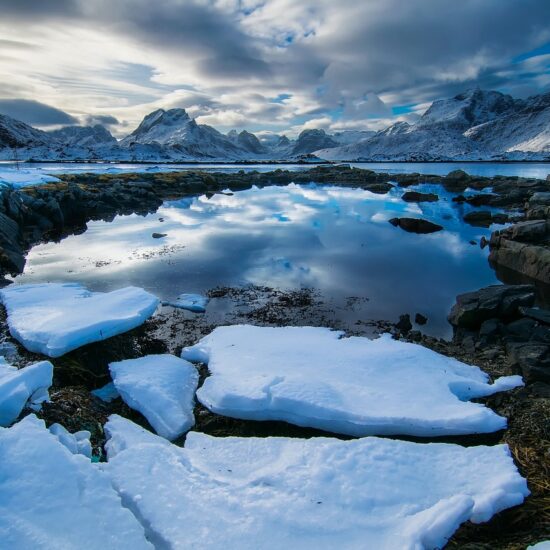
[292,129,338,156]
[0,358,53,426]
[162,293,209,313]
[182,326,523,437]
[0,283,159,357]
[109,354,199,440]
[0,415,152,549]
[0,113,51,149]
[49,422,92,457]
[104,415,529,550]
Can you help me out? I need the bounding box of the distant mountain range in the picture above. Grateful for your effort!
[0,89,548,162]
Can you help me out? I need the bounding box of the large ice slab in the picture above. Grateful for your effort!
[109,354,199,440]
[104,415,529,550]
[0,415,152,549]
[0,283,159,357]
[0,358,53,426]
[182,325,523,437]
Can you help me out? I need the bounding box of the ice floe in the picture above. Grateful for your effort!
[49,422,92,458]
[162,293,209,312]
[182,325,523,437]
[91,381,120,402]
[0,283,159,357]
[0,358,52,426]
[0,415,151,548]
[104,415,529,550]
[109,354,199,440]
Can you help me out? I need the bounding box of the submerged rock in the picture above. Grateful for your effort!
[389,217,443,234]
[401,190,438,202]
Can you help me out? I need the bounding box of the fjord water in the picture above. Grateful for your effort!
[13,181,505,338]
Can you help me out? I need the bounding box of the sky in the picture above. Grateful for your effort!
[0,0,549,138]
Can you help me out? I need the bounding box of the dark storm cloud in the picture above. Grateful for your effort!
[0,99,78,125]
[91,0,270,80]
[84,114,119,126]
[0,0,80,18]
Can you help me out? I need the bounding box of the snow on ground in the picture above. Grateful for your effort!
[104,415,529,550]
[109,354,199,440]
[528,542,550,549]
[0,415,152,549]
[0,168,60,188]
[49,423,92,457]
[182,326,523,437]
[0,283,159,357]
[162,293,209,312]
[0,358,52,426]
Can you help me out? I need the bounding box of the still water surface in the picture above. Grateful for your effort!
[13,182,507,338]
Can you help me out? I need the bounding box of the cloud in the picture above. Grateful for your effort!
[0,99,77,125]
[0,0,548,136]
[84,114,119,126]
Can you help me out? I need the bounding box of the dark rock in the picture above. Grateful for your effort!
[448,284,535,330]
[414,313,428,325]
[489,220,550,284]
[480,236,489,249]
[469,240,477,245]
[479,318,501,337]
[152,232,167,239]
[388,217,443,234]
[506,341,550,383]
[401,191,438,203]
[519,307,550,325]
[463,210,495,227]
[396,314,412,332]
[503,318,538,341]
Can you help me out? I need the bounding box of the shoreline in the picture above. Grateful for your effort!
[0,165,548,547]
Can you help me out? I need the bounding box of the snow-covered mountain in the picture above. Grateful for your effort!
[48,125,117,148]
[1,89,549,161]
[0,114,51,150]
[120,108,251,160]
[317,89,550,161]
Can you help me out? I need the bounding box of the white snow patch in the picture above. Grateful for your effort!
[182,326,523,437]
[109,354,199,440]
[0,415,152,549]
[103,415,529,550]
[49,422,92,458]
[162,293,209,313]
[0,169,60,188]
[528,542,550,549]
[0,359,52,426]
[0,283,159,357]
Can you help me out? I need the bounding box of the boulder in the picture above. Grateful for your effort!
[388,217,443,234]
[401,191,438,203]
[448,285,535,330]
[506,342,550,384]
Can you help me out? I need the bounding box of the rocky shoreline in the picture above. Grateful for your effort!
[0,165,549,547]
[0,165,549,286]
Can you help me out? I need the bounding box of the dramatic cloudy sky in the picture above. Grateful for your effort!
[0,0,549,137]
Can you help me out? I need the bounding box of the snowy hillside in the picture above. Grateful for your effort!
[1,89,549,161]
[317,89,550,161]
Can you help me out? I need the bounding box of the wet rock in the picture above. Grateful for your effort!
[395,314,412,333]
[401,191,438,203]
[529,192,550,206]
[152,232,167,239]
[414,313,428,325]
[448,284,535,330]
[463,210,509,227]
[443,170,470,192]
[388,217,443,234]
[489,220,550,284]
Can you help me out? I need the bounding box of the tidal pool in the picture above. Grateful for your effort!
[13,182,505,338]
